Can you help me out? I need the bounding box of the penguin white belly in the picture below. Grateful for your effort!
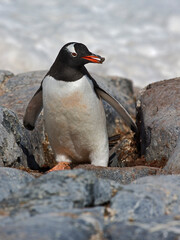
[42,75,109,166]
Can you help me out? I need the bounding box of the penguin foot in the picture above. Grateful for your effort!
[47,162,71,172]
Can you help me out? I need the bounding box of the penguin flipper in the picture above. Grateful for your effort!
[23,86,43,131]
[96,87,137,133]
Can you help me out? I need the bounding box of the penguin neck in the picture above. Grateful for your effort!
[46,61,88,82]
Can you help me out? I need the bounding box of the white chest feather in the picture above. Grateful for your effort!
[42,75,108,165]
[43,76,101,119]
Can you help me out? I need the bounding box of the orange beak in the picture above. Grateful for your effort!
[82,55,105,64]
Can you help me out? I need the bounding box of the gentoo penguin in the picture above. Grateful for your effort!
[23,42,137,170]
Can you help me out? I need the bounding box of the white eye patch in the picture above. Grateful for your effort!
[66,43,77,55]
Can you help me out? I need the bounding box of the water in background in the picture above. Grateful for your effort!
[1,0,180,87]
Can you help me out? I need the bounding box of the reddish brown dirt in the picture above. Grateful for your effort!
[109,130,167,169]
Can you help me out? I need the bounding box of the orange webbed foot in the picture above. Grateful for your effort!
[47,162,71,173]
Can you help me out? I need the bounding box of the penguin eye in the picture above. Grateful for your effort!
[71,52,77,57]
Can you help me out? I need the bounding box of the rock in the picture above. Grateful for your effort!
[109,76,134,97]
[104,215,180,240]
[0,70,45,118]
[137,78,180,164]
[75,165,159,184]
[109,175,180,222]
[1,169,180,239]
[93,178,122,206]
[0,208,104,240]
[2,211,180,240]
[0,106,43,169]
[0,71,50,168]
[164,135,180,173]
[0,169,121,217]
[0,70,14,89]
[0,167,34,202]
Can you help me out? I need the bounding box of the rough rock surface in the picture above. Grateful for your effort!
[0,169,180,239]
[110,175,180,222]
[0,70,46,168]
[75,165,160,184]
[0,106,43,169]
[105,175,180,239]
[0,70,45,119]
[137,78,180,164]
[0,169,122,217]
[104,215,180,240]
[0,208,104,240]
[164,135,180,173]
[0,167,34,202]
[0,70,14,92]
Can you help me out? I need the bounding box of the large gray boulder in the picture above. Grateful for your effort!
[137,78,180,166]
[0,169,122,217]
[0,70,45,118]
[0,70,47,168]
[109,175,180,222]
[0,70,14,91]
[0,208,104,240]
[104,215,180,240]
[0,170,180,239]
[164,135,180,173]
[105,175,180,239]
[0,167,34,202]
[0,106,43,169]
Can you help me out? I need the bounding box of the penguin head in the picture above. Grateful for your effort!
[59,42,105,67]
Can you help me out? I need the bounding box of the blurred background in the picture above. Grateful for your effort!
[1,0,180,87]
